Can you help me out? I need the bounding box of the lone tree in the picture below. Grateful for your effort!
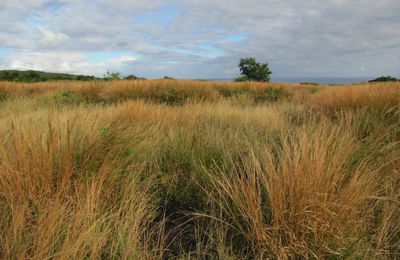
[236,58,272,82]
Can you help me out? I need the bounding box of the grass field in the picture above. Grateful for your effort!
[0,79,399,259]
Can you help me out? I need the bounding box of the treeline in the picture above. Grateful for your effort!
[368,75,398,83]
[0,70,98,82]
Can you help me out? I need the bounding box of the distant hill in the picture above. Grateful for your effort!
[0,70,99,82]
[368,76,398,83]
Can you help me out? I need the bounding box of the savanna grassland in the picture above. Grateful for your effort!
[0,79,399,259]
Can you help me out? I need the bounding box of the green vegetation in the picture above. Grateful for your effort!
[369,75,398,82]
[0,70,148,82]
[0,70,97,82]
[124,74,146,80]
[300,81,319,86]
[236,57,272,82]
[0,79,399,259]
[99,70,147,81]
[103,70,122,80]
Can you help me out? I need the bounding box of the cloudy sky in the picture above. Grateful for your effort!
[1,0,399,79]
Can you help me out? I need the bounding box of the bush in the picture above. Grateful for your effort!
[253,87,291,103]
[76,75,95,81]
[124,74,138,80]
[149,87,192,105]
[0,90,8,102]
[234,76,248,82]
[300,82,319,86]
[124,74,146,80]
[104,70,122,80]
[217,86,253,98]
[369,76,398,82]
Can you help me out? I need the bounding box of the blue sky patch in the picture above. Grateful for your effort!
[199,44,225,58]
[44,1,64,13]
[173,44,224,59]
[224,34,248,42]
[133,6,181,25]
[0,48,12,58]
[85,51,138,63]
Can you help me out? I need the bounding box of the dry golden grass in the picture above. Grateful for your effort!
[0,79,399,258]
[309,82,400,116]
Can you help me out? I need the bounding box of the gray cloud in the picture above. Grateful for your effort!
[0,0,399,78]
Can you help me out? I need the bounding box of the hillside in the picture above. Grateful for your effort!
[0,70,98,82]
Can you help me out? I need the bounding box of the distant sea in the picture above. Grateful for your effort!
[272,77,370,85]
[206,77,371,85]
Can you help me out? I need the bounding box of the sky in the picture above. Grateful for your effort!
[0,0,399,79]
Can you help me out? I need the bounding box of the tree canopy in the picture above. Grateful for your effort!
[236,58,272,82]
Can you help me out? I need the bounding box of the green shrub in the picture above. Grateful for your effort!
[217,86,253,98]
[103,70,122,80]
[253,87,291,103]
[300,82,319,86]
[369,76,398,82]
[124,74,146,80]
[148,87,203,105]
[234,76,249,82]
[0,90,8,102]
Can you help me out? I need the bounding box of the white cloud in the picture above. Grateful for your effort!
[9,51,86,72]
[7,51,138,76]
[109,55,136,64]
[36,27,70,47]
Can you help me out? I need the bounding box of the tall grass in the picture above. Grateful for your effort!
[0,115,166,258]
[0,80,399,258]
[203,116,398,258]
